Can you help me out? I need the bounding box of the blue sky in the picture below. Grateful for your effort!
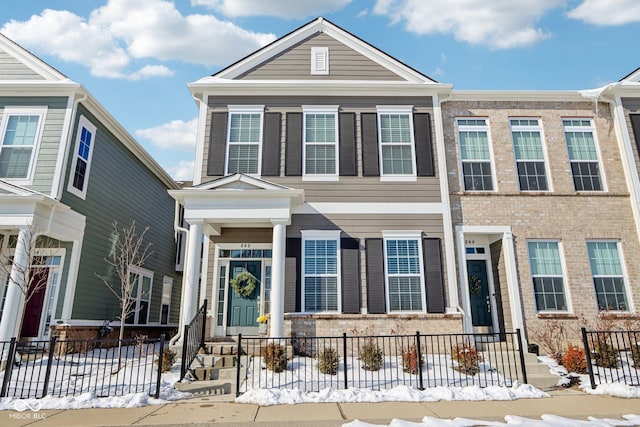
[1,0,639,181]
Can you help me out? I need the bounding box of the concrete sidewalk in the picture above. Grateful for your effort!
[3,389,639,427]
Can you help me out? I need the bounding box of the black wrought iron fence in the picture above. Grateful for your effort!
[0,335,165,399]
[581,327,640,389]
[180,299,207,381]
[236,330,526,395]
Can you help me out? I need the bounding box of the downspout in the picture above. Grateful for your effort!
[169,199,189,346]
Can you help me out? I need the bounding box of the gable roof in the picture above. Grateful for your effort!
[0,32,70,82]
[619,67,640,83]
[192,173,297,191]
[193,17,439,86]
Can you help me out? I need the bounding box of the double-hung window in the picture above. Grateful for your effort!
[377,107,416,178]
[563,119,603,191]
[226,106,263,175]
[587,241,629,311]
[303,106,338,178]
[67,115,97,198]
[457,118,494,191]
[0,107,47,183]
[384,233,425,312]
[125,267,153,325]
[527,241,568,312]
[302,231,340,312]
[511,119,548,191]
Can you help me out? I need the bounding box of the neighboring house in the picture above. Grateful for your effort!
[173,17,640,343]
[171,17,460,339]
[444,94,640,340]
[0,33,181,342]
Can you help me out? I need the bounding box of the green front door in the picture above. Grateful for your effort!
[467,260,492,327]
[228,261,261,328]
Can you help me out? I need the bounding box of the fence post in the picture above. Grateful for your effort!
[342,333,348,390]
[1,338,17,398]
[581,327,596,390]
[41,335,58,398]
[180,324,189,381]
[200,299,207,352]
[235,334,242,397]
[415,331,424,390]
[154,335,165,399]
[516,329,528,384]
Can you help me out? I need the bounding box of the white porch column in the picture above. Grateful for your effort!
[269,220,286,337]
[0,227,30,341]
[179,221,203,334]
[503,231,526,341]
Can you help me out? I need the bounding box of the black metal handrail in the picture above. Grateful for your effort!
[581,327,640,389]
[236,330,526,396]
[180,299,208,381]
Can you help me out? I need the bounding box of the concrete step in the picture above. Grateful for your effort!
[174,378,236,396]
[522,353,559,390]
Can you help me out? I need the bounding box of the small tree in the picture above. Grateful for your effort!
[96,221,152,371]
[0,226,59,341]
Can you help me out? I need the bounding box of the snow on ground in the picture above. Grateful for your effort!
[344,414,640,427]
[235,383,547,406]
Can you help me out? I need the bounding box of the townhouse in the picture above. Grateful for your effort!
[0,33,181,342]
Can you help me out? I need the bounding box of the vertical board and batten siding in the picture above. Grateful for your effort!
[60,105,180,325]
[0,96,68,195]
[238,32,404,81]
[0,50,45,80]
[490,239,512,334]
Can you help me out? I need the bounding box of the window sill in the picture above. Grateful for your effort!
[302,176,339,182]
[536,313,577,319]
[380,176,417,182]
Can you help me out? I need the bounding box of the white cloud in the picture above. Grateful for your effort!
[1,0,275,79]
[136,118,198,151]
[431,67,445,78]
[191,0,351,19]
[167,160,195,181]
[373,0,565,49]
[567,0,640,25]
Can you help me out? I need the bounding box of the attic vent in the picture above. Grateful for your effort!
[311,47,329,75]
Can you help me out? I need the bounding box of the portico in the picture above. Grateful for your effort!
[169,174,304,337]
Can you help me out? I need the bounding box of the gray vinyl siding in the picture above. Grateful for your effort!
[201,96,440,203]
[238,33,403,81]
[0,96,68,194]
[0,50,45,80]
[60,105,180,324]
[622,98,640,177]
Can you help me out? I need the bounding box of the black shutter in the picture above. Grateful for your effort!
[341,237,360,314]
[339,113,357,176]
[414,113,435,177]
[262,112,281,176]
[423,238,446,313]
[361,113,380,176]
[630,114,640,158]
[365,238,386,314]
[285,112,303,176]
[284,238,301,312]
[207,112,227,176]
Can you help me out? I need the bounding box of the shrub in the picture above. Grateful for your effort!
[264,343,287,373]
[630,344,640,368]
[451,342,481,376]
[402,345,423,375]
[561,345,588,374]
[159,348,177,373]
[317,348,339,375]
[593,339,618,369]
[528,320,566,363]
[359,341,384,371]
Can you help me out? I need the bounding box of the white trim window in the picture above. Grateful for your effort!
[510,119,549,191]
[384,232,425,312]
[126,266,153,325]
[67,115,97,199]
[563,119,603,191]
[0,107,47,183]
[457,118,494,191]
[587,241,629,311]
[377,106,416,178]
[302,230,341,312]
[225,106,264,175]
[527,241,569,312]
[303,106,338,178]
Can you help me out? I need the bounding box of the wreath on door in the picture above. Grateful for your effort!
[230,271,257,297]
[469,275,483,296]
